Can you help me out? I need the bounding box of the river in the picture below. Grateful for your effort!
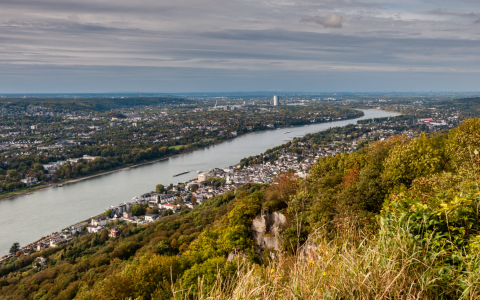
[0,109,399,255]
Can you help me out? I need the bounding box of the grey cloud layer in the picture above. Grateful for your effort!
[1,0,480,92]
[301,14,343,28]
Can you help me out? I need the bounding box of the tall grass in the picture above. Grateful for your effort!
[173,215,480,300]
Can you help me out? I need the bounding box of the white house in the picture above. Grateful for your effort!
[91,215,109,226]
[145,214,160,222]
[86,225,104,233]
[21,176,39,186]
[70,223,85,235]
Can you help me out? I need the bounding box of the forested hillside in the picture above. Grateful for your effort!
[2,118,480,299]
[0,97,189,112]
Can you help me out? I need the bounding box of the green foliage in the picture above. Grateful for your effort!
[162,209,173,217]
[180,257,235,295]
[383,192,480,262]
[304,139,396,233]
[6,117,480,299]
[448,117,480,170]
[104,209,113,218]
[383,133,448,185]
[130,204,145,216]
[9,242,20,256]
[155,184,165,194]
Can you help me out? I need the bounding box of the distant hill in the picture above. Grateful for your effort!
[0,97,190,112]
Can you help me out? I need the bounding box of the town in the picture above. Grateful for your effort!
[0,96,362,197]
[0,104,460,264]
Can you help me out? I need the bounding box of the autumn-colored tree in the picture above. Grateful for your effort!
[341,167,360,189]
[264,171,298,211]
[146,206,159,214]
[179,242,189,253]
[171,238,178,250]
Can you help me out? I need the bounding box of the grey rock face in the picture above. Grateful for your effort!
[251,211,287,251]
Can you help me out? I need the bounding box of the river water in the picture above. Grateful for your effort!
[0,109,399,255]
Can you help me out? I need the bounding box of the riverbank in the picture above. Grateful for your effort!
[0,109,398,257]
[0,185,51,201]
[0,153,189,202]
[0,114,365,202]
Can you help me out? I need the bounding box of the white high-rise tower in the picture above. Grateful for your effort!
[273,95,279,106]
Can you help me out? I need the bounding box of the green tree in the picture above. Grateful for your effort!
[174,197,183,205]
[100,229,109,243]
[9,242,20,255]
[7,170,17,178]
[104,209,113,218]
[162,209,173,217]
[156,184,165,194]
[5,183,15,192]
[130,204,146,216]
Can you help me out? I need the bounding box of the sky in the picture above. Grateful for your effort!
[2,0,480,93]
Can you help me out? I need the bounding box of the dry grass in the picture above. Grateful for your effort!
[173,217,480,300]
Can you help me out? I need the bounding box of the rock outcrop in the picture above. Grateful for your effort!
[251,210,287,251]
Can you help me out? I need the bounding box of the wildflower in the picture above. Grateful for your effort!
[323,272,327,276]
[270,269,274,274]
[309,260,315,266]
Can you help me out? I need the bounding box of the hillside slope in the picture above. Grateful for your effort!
[2,118,480,299]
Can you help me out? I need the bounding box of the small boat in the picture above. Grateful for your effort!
[56,184,63,187]
[284,131,290,134]
[197,170,203,174]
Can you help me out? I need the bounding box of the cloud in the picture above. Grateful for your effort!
[2,0,480,92]
[427,8,479,18]
[301,13,343,28]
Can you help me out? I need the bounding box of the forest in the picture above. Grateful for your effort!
[2,117,480,299]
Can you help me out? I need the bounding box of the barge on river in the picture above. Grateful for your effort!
[173,170,190,177]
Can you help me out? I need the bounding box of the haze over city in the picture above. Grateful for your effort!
[2,0,480,93]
